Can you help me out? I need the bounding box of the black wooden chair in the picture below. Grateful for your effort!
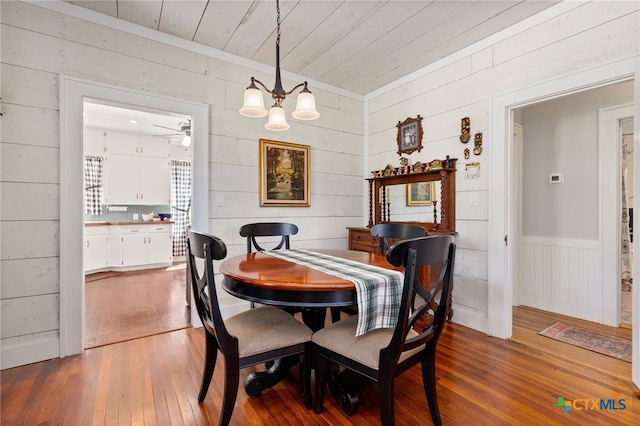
[240,222,299,310]
[240,222,299,253]
[187,230,312,426]
[313,235,455,426]
[331,223,427,323]
[370,223,427,255]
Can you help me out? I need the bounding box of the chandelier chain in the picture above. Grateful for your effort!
[276,0,281,49]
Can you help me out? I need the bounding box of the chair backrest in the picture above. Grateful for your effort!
[370,223,427,254]
[239,222,299,253]
[384,235,455,362]
[187,230,231,343]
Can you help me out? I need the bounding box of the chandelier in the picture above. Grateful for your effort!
[239,0,319,131]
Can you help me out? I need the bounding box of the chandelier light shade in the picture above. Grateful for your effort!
[292,86,320,120]
[239,81,268,118]
[265,106,290,131]
[239,0,319,131]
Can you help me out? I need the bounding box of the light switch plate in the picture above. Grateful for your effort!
[216,194,226,207]
[550,173,564,184]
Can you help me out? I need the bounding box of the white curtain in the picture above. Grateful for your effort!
[171,160,191,257]
[621,135,632,290]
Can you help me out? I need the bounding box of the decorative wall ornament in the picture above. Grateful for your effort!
[459,117,470,143]
[465,162,481,179]
[428,159,442,171]
[259,139,310,206]
[399,156,409,174]
[383,164,397,176]
[474,132,483,155]
[396,115,423,155]
[464,148,470,159]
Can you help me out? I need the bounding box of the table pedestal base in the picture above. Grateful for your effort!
[328,365,360,415]
[242,306,361,416]
[244,355,299,397]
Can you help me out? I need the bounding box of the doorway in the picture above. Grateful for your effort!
[514,85,633,325]
[82,100,194,348]
[59,76,209,357]
[488,57,638,387]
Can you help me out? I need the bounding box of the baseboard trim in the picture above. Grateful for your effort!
[450,304,489,336]
[1,339,60,370]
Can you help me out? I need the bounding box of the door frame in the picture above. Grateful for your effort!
[59,76,209,356]
[599,103,634,326]
[488,57,639,385]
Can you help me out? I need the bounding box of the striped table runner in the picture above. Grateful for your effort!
[264,249,404,336]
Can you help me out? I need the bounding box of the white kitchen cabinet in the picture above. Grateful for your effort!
[83,128,106,156]
[85,226,109,273]
[146,225,173,265]
[105,130,170,158]
[106,154,170,205]
[121,231,148,267]
[112,224,173,269]
[139,135,171,158]
[139,156,171,204]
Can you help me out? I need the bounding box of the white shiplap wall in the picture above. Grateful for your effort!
[0,1,363,368]
[1,0,639,369]
[366,1,639,332]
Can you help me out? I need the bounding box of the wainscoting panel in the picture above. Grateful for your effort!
[519,237,602,323]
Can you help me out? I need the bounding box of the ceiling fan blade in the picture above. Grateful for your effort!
[153,133,182,137]
[152,124,180,132]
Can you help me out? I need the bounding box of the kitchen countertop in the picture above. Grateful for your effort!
[85,221,175,226]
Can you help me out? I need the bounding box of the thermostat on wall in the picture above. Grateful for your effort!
[549,173,564,184]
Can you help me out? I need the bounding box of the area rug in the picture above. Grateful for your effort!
[539,322,631,362]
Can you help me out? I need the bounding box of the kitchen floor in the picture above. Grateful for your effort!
[84,264,190,349]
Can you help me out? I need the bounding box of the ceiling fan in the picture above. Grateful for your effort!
[153,119,192,146]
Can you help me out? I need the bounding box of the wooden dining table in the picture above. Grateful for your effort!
[219,248,399,414]
[220,248,397,328]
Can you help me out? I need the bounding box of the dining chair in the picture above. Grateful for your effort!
[313,235,455,426]
[330,223,427,323]
[240,222,300,310]
[239,222,299,253]
[370,223,427,255]
[187,230,313,426]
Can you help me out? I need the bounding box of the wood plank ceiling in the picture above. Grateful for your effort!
[64,0,560,95]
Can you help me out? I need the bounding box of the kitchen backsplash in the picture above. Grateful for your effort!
[85,204,172,222]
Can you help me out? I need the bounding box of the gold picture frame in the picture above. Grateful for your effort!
[259,139,310,207]
[406,182,436,206]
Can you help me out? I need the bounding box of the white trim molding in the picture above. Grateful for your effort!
[59,76,209,357]
[489,57,638,339]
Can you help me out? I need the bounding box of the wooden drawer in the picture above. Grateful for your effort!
[347,227,378,253]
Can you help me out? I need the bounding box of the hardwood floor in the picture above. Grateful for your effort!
[84,264,190,348]
[1,306,638,425]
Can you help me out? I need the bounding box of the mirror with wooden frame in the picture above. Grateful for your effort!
[367,158,456,234]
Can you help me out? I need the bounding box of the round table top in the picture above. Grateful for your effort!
[219,249,394,308]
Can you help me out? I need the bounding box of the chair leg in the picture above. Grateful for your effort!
[421,351,442,426]
[219,354,240,426]
[198,333,218,402]
[378,374,395,426]
[303,346,312,409]
[314,356,327,413]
